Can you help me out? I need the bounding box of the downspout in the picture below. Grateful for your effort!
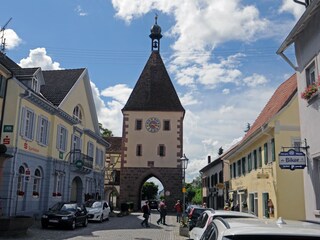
[8,90,31,216]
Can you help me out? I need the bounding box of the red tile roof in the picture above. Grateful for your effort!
[241,73,297,144]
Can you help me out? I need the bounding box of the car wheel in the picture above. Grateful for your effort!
[70,219,76,230]
[83,217,88,227]
[100,214,103,223]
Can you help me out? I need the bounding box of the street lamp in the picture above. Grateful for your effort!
[179,154,189,215]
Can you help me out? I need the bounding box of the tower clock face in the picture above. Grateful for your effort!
[145,117,161,133]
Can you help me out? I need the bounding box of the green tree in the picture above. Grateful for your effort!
[141,182,158,200]
[99,123,113,137]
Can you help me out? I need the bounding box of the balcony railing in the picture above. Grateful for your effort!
[68,150,93,173]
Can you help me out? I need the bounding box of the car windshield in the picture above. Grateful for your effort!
[85,201,101,208]
[223,235,320,240]
[50,202,77,211]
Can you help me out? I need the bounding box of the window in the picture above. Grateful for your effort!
[0,75,6,97]
[33,168,41,197]
[306,62,316,86]
[219,171,223,183]
[56,125,68,152]
[163,120,170,131]
[95,148,104,167]
[253,150,257,170]
[72,134,82,151]
[36,115,50,146]
[73,105,83,124]
[135,120,142,130]
[32,77,39,92]
[264,143,268,165]
[158,145,166,157]
[20,107,36,140]
[258,147,262,168]
[262,192,269,218]
[17,166,25,194]
[54,172,63,194]
[249,192,258,216]
[233,162,236,178]
[136,144,142,156]
[271,138,275,162]
[237,160,241,177]
[241,157,246,175]
[248,153,252,172]
[87,142,94,159]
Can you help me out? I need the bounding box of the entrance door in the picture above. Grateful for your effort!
[71,177,83,203]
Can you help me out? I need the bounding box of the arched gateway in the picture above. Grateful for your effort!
[119,16,185,211]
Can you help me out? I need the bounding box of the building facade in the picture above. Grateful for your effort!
[0,53,109,217]
[277,1,320,222]
[223,74,305,220]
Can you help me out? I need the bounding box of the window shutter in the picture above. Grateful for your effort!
[31,112,36,140]
[20,107,26,136]
[56,125,61,150]
[36,115,41,143]
[45,121,50,146]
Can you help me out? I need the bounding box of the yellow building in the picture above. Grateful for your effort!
[223,74,305,220]
[0,52,109,217]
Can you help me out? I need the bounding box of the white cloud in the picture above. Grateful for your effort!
[75,5,88,16]
[243,73,268,87]
[279,0,305,20]
[100,84,132,105]
[19,48,61,70]
[1,29,22,50]
[222,89,230,95]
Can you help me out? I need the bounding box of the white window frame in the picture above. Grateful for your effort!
[33,168,41,196]
[32,77,39,92]
[87,141,94,159]
[56,125,68,152]
[54,173,62,194]
[306,61,316,86]
[95,148,104,167]
[17,165,25,193]
[72,134,82,151]
[37,115,50,146]
[20,107,36,141]
[73,105,82,124]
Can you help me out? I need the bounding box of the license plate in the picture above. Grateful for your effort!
[49,219,59,223]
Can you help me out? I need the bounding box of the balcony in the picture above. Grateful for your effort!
[68,150,93,174]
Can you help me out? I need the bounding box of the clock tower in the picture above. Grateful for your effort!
[119,16,185,210]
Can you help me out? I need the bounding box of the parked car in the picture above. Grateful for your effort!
[189,210,257,240]
[149,200,159,210]
[41,202,88,230]
[187,205,207,231]
[200,216,320,240]
[85,200,110,222]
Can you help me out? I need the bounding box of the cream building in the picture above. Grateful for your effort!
[0,52,109,217]
[223,74,305,220]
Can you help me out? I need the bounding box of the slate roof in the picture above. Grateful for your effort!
[104,137,122,153]
[122,51,185,112]
[0,51,21,70]
[41,69,85,106]
[241,73,297,144]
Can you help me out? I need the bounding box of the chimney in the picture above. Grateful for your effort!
[208,155,211,164]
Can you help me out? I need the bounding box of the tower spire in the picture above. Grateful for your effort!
[149,14,162,52]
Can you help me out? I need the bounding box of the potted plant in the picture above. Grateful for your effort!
[57,192,62,197]
[32,191,39,197]
[301,80,320,101]
[17,190,24,196]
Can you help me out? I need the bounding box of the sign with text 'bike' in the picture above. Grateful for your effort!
[279,149,306,170]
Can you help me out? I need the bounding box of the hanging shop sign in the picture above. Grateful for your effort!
[279,149,306,170]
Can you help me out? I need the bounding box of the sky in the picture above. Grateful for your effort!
[1,0,305,183]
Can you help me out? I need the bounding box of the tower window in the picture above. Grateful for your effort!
[163,120,170,131]
[136,144,142,156]
[136,120,142,130]
[158,145,166,157]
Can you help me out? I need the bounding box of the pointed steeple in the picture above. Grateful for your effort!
[122,17,184,113]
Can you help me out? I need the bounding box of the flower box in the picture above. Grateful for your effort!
[52,192,62,197]
[301,79,320,101]
[17,190,24,196]
[32,191,39,197]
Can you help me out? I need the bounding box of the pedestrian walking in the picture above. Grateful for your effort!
[141,200,151,228]
[174,200,182,223]
[156,200,167,225]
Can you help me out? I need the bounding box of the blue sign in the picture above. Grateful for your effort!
[279,149,306,170]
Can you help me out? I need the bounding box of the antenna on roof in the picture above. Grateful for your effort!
[1,17,13,54]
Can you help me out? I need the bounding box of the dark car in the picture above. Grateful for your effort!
[149,200,159,210]
[41,202,88,230]
[187,205,206,231]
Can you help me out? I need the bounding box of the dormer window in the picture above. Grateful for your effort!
[73,105,83,124]
[32,77,39,92]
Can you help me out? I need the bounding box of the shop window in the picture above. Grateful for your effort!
[33,168,41,197]
[17,166,25,196]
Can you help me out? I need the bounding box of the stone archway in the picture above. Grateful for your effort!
[105,186,119,211]
[120,167,182,211]
[70,176,83,203]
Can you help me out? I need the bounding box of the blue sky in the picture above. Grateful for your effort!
[1,0,304,182]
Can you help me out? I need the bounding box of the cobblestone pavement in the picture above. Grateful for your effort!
[1,211,190,240]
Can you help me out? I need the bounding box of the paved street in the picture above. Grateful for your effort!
[1,211,189,240]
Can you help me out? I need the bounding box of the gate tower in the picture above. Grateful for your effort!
[119,16,185,211]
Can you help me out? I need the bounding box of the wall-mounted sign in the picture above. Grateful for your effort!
[3,125,13,132]
[3,136,10,145]
[279,149,306,170]
[75,160,83,168]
